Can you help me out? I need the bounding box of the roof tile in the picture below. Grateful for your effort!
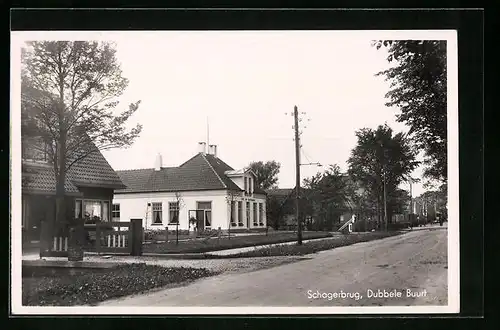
[116,153,249,194]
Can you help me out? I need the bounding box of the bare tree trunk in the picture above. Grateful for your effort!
[55,130,67,236]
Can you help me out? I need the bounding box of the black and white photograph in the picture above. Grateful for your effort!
[11,29,459,314]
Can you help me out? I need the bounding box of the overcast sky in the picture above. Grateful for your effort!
[97,31,426,195]
[12,31,457,197]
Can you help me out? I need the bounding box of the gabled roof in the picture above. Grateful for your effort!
[22,145,125,195]
[116,153,244,194]
[66,146,126,189]
[22,162,81,196]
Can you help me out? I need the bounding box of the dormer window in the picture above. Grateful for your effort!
[249,177,253,195]
[244,177,248,195]
[22,136,50,163]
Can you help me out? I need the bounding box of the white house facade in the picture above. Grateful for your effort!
[112,143,267,231]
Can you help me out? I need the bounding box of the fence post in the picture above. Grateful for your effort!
[165,226,169,242]
[176,223,179,245]
[68,221,84,262]
[131,219,143,256]
[39,221,50,259]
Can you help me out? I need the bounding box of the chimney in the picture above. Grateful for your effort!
[154,153,163,171]
[198,142,206,154]
[213,145,217,157]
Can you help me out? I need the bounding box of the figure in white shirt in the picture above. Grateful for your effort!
[348,214,356,233]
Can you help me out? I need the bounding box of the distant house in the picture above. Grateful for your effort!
[113,143,267,231]
[266,175,372,231]
[21,138,126,245]
[265,188,315,230]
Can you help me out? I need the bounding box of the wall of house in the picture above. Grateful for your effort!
[113,190,266,230]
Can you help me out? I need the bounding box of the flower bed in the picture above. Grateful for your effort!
[22,263,215,306]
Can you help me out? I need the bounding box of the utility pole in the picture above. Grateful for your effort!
[409,180,413,214]
[293,106,303,245]
[383,169,388,231]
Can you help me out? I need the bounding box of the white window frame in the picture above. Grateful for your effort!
[246,201,251,227]
[151,202,163,225]
[168,202,180,224]
[237,201,243,226]
[77,199,111,222]
[112,203,120,221]
[259,203,265,226]
[230,200,237,226]
[253,202,258,226]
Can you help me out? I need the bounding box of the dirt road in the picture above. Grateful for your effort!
[100,226,448,306]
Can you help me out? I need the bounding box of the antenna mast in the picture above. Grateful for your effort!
[207,117,210,147]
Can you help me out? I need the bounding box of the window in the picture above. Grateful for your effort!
[238,201,243,226]
[78,199,111,222]
[75,200,82,219]
[230,201,236,225]
[259,203,264,225]
[85,201,102,221]
[102,201,109,222]
[249,178,253,194]
[22,136,50,163]
[246,202,251,226]
[244,177,248,194]
[112,204,120,221]
[169,202,179,224]
[253,202,258,225]
[152,202,163,224]
[197,201,212,228]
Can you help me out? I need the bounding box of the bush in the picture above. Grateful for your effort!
[144,229,166,241]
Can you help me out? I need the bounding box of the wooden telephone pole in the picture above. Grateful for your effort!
[293,106,303,245]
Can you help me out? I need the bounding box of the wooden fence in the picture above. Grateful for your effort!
[39,219,143,258]
[95,221,132,254]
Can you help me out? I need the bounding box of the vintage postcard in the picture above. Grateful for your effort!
[11,29,459,315]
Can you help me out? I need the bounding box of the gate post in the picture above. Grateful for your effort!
[131,219,143,256]
[68,221,84,261]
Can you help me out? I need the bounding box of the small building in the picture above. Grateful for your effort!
[113,143,267,231]
[22,139,126,245]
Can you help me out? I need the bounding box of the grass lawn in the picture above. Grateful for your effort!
[22,263,215,306]
[220,231,404,258]
[143,231,333,254]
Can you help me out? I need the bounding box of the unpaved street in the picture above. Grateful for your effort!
[100,226,448,306]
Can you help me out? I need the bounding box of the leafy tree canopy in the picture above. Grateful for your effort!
[374,40,447,183]
[248,160,281,190]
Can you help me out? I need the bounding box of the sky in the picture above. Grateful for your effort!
[97,31,426,195]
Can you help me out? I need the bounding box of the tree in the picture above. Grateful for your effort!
[248,160,281,190]
[21,41,142,235]
[348,124,419,230]
[374,40,447,183]
[303,165,352,231]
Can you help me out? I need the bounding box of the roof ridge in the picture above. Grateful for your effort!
[116,168,154,172]
[201,153,227,189]
[179,153,202,167]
